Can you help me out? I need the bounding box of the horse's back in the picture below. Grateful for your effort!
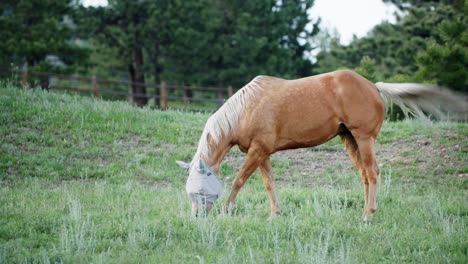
[259,70,385,128]
[236,70,385,152]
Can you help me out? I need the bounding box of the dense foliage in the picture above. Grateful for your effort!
[0,0,89,73]
[316,1,467,91]
[0,0,466,105]
[79,0,318,87]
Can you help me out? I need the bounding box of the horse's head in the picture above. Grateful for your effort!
[176,159,223,217]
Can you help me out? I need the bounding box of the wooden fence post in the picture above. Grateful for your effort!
[154,83,160,108]
[22,69,28,87]
[92,76,99,97]
[228,86,233,98]
[217,88,224,109]
[183,84,189,102]
[160,82,168,111]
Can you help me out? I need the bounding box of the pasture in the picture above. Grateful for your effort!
[0,85,467,263]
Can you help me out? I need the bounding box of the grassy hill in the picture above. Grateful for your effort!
[0,84,467,263]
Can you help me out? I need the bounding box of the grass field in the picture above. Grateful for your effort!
[1,84,467,263]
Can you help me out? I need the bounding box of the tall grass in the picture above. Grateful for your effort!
[0,85,466,263]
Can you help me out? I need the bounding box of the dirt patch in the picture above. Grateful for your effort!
[274,148,352,177]
[220,131,466,186]
[377,138,434,166]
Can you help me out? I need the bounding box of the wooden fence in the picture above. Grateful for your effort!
[0,68,236,112]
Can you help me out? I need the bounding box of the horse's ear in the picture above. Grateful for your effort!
[176,160,190,169]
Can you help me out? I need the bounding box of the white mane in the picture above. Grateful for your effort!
[193,76,267,162]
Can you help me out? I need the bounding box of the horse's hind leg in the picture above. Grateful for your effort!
[355,137,379,221]
[339,132,368,217]
[259,156,281,218]
[340,130,380,221]
[224,144,266,214]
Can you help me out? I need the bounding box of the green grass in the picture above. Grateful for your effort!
[1,84,467,263]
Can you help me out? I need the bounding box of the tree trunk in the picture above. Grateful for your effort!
[130,45,147,107]
[152,41,162,108]
[128,64,137,102]
[183,83,193,103]
[40,76,50,91]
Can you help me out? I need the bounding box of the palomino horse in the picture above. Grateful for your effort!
[177,70,466,220]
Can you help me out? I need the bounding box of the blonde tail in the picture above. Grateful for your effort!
[375,82,467,121]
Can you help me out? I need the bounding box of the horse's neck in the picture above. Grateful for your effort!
[197,134,232,174]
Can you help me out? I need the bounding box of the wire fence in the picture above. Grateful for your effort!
[0,67,237,112]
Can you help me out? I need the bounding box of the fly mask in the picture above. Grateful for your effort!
[185,159,224,205]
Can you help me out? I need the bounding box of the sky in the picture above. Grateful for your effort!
[82,0,107,8]
[310,0,397,44]
[82,0,397,45]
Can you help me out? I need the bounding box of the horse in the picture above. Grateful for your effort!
[177,69,466,221]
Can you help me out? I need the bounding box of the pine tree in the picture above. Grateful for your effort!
[80,0,151,107]
[415,4,467,91]
[0,0,89,86]
[315,1,467,92]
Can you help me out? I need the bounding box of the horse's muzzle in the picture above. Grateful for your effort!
[189,193,217,217]
[191,203,214,217]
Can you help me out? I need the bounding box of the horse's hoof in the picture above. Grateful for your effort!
[267,210,282,221]
[224,203,235,215]
[363,212,375,223]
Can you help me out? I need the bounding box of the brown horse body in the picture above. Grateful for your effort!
[179,70,466,220]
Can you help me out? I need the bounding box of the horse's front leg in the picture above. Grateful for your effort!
[224,145,265,214]
[259,156,281,219]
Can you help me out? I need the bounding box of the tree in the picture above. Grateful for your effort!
[0,0,89,87]
[145,0,321,99]
[415,4,467,91]
[383,0,464,10]
[80,0,320,107]
[314,1,466,92]
[176,0,320,88]
[80,0,210,107]
[80,0,152,107]
[150,0,214,86]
